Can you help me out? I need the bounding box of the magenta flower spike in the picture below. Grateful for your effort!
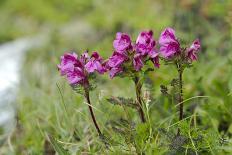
[58,51,106,136]
[158,27,201,135]
[107,30,159,78]
[58,51,106,86]
[105,30,160,123]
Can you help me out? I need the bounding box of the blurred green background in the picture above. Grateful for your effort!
[0,0,232,154]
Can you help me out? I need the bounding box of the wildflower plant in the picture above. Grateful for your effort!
[56,27,205,154]
[58,51,106,136]
[158,27,201,133]
[105,31,159,122]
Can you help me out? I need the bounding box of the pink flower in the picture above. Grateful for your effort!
[133,54,144,71]
[66,67,86,85]
[109,67,123,79]
[58,51,106,85]
[135,30,160,69]
[85,52,106,74]
[136,30,156,56]
[106,31,160,78]
[113,32,132,53]
[159,28,180,58]
[57,53,79,75]
[148,49,160,68]
[187,39,201,61]
[151,56,160,68]
[106,52,128,78]
[107,52,128,68]
[79,51,90,64]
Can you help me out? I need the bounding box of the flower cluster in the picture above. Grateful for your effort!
[58,28,201,86]
[58,51,106,86]
[159,27,201,61]
[106,31,159,78]
[158,27,201,125]
[57,27,202,135]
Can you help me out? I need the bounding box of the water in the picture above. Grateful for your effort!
[0,36,45,137]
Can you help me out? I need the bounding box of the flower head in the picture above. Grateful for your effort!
[113,32,132,53]
[58,51,106,85]
[159,28,180,58]
[106,31,159,78]
[136,30,156,56]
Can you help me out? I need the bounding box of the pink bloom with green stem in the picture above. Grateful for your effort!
[58,51,106,85]
[58,51,106,136]
[106,30,160,123]
[158,27,201,135]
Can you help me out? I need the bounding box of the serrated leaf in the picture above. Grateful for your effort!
[160,85,169,95]
[71,84,84,95]
[170,78,179,87]
[169,135,188,152]
[107,97,138,109]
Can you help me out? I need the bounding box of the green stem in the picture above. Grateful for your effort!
[176,62,184,135]
[134,76,146,123]
[178,70,184,121]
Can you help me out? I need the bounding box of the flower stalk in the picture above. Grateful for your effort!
[134,76,146,123]
[178,70,183,121]
[178,66,184,121]
[176,62,184,135]
[84,86,102,136]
